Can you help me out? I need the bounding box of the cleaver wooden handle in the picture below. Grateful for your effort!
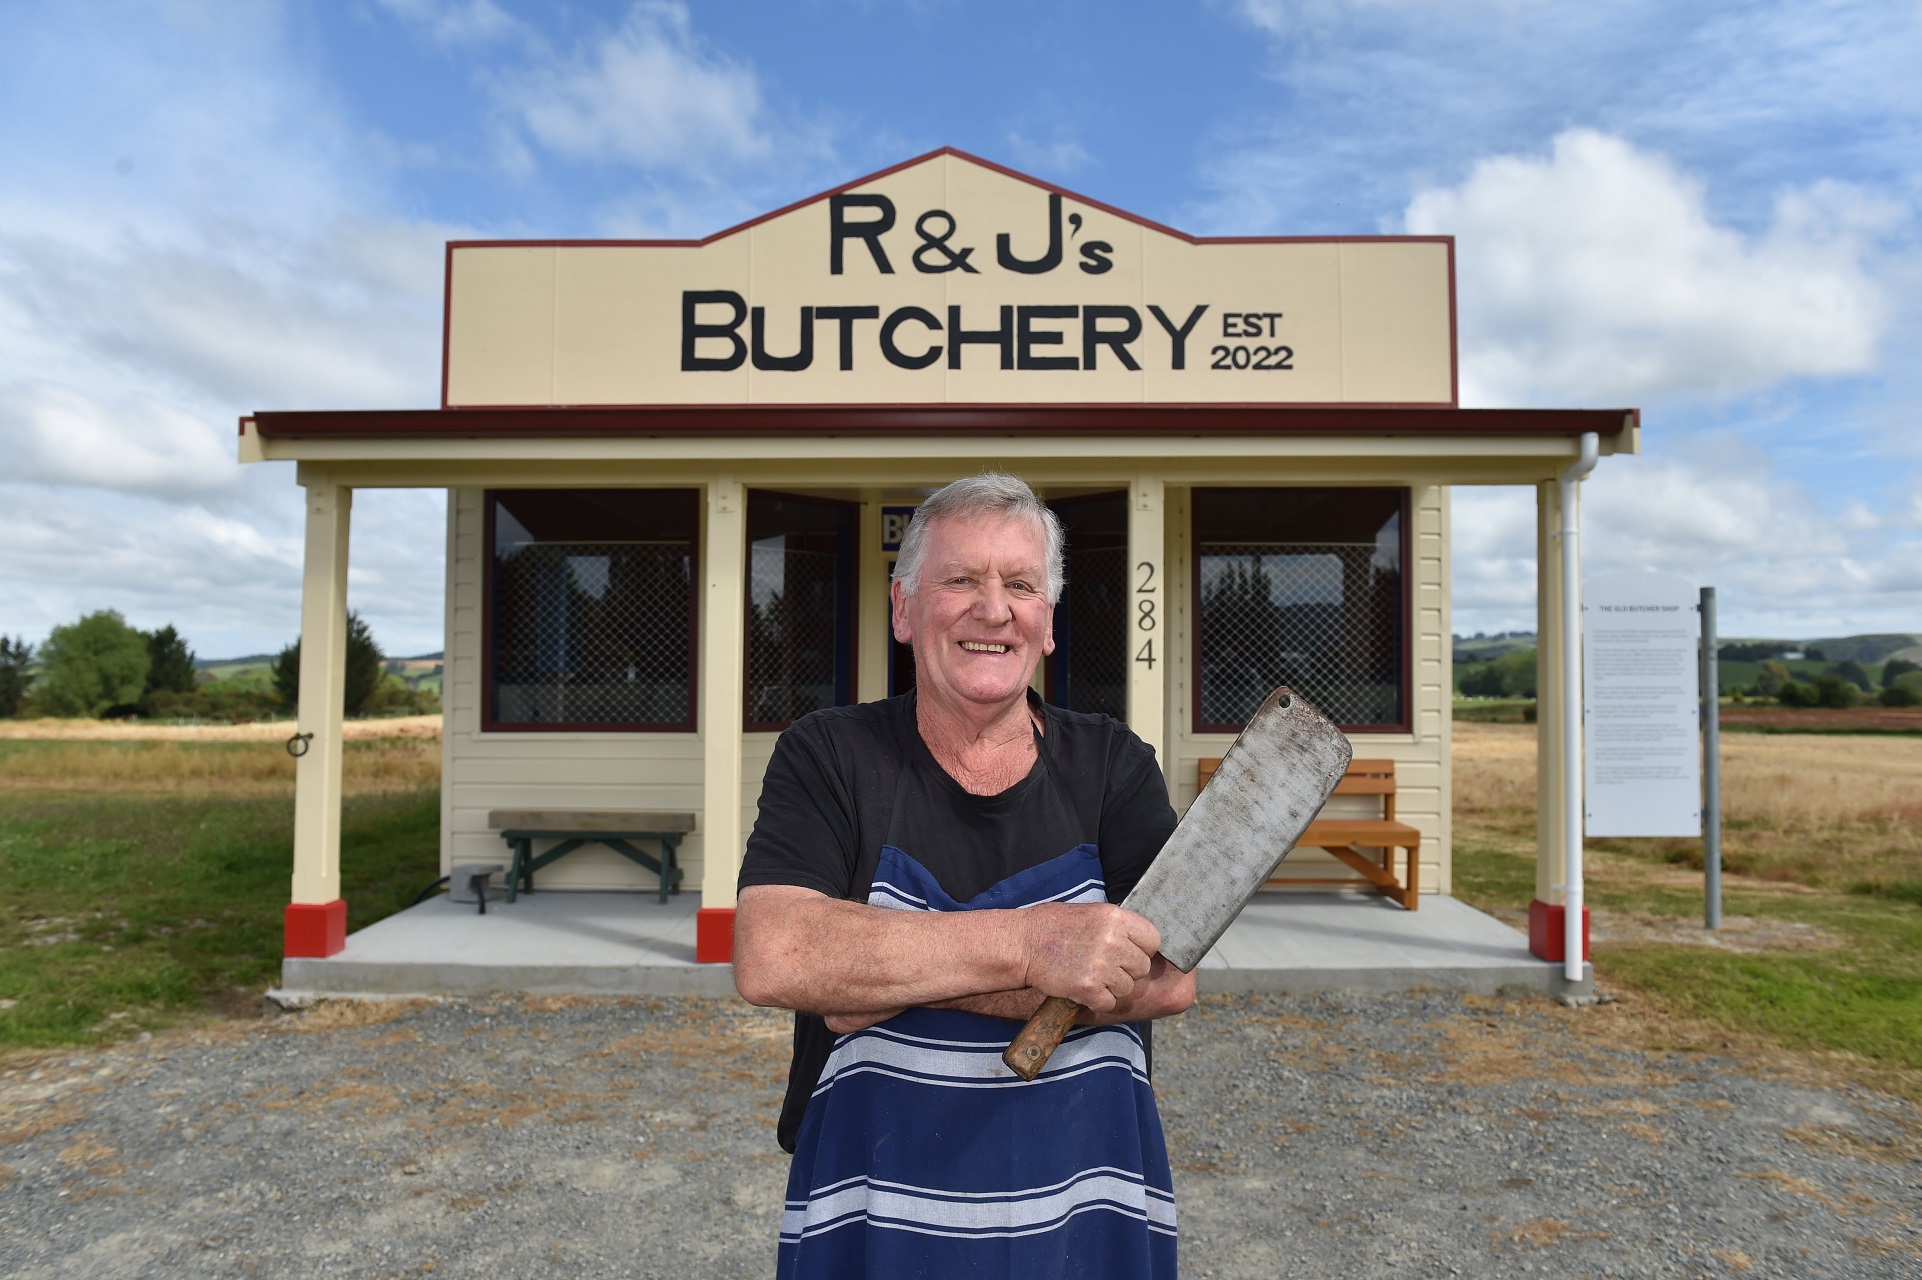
[1003,996,1083,1081]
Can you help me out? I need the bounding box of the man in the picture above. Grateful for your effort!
[735,473,1193,1278]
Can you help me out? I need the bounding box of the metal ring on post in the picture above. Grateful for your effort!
[286,732,314,758]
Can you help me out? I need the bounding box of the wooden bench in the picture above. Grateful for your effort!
[1196,758,1421,910]
[489,810,694,905]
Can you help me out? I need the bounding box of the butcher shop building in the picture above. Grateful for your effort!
[241,149,1634,968]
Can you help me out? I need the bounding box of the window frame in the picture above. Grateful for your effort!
[741,489,861,732]
[481,488,701,734]
[1188,486,1412,736]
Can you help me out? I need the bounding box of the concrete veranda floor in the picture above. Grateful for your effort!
[277,889,1588,1000]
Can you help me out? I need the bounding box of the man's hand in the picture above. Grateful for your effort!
[1016,903,1161,1013]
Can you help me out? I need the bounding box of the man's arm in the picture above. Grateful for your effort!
[733,883,1168,1019]
[826,957,1197,1033]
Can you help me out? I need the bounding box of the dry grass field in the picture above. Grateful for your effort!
[0,716,443,796]
[0,714,441,742]
[1455,721,1922,893]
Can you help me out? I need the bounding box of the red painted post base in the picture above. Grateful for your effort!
[696,907,736,964]
[1528,899,1590,962]
[285,900,348,958]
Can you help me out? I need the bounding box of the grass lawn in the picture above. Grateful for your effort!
[0,736,441,1049]
[1453,722,1922,1093]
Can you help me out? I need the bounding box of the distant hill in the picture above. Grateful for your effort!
[196,653,276,669]
[197,649,443,668]
[1454,632,1535,664]
[1807,634,1922,664]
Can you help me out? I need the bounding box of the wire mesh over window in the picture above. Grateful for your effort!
[489,490,697,729]
[1195,489,1405,731]
[745,493,855,729]
[1048,493,1128,721]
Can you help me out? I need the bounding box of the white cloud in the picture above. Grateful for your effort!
[1451,437,1922,639]
[1448,486,1540,630]
[0,5,452,656]
[0,383,236,499]
[500,2,775,173]
[0,482,302,652]
[0,473,449,660]
[1586,439,1846,568]
[379,0,521,46]
[0,203,455,517]
[1235,0,1527,38]
[1405,130,1898,406]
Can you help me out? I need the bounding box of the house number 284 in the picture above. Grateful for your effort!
[1135,561,1157,670]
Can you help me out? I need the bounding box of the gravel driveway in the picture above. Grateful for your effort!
[2,991,1917,1278]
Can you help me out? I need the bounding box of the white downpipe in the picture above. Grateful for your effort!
[1559,432,1600,982]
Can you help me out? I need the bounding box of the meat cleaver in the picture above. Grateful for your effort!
[1003,687,1352,1081]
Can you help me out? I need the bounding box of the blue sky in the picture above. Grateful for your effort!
[1,0,1918,658]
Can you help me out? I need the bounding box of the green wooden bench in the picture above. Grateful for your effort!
[489,810,695,905]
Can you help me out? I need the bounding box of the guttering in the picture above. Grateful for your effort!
[1558,431,1600,982]
[244,405,1637,440]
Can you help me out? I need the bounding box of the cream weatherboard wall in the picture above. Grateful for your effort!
[440,487,711,890]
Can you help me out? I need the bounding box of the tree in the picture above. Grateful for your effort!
[1755,660,1791,697]
[1719,641,1791,662]
[1776,679,1816,708]
[1782,673,1860,709]
[1833,660,1873,692]
[273,612,386,716]
[1884,658,1921,688]
[143,625,197,696]
[35,611,151,717]
[0,636,33,718]
[1459,647,1538,698]
[1821,675,1862,708]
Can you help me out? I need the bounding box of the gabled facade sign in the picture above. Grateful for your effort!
[444,149,1456,409]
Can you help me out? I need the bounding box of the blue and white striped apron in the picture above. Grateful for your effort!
[778,821,1177,1276]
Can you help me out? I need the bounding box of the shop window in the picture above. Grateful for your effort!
[486,490,697,731]
[1193,488,1407,733]
[1046,493,1128,721]
[745,492,857,729]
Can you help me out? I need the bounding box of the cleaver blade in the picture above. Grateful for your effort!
[1003,687,1352,1080]
[1123,686,1353,971]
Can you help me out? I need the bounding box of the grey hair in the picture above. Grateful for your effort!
[891,473,1066,605]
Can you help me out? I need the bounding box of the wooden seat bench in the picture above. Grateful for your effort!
[488,810,694,905]
[1196,757,1421,910]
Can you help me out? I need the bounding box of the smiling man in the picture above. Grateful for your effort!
[733,472,1192,1279]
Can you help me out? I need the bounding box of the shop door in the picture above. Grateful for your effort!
[744,491,858,729]
[1046,493,1128,720]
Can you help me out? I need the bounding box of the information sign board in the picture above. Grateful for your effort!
[1583,572,1701,838]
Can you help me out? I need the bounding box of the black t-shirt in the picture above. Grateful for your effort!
[738,691,1179,1150]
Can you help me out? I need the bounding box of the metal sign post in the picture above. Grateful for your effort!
[1700,587,1722,929]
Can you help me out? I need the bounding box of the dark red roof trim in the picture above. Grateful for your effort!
[248,405,1635,440]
